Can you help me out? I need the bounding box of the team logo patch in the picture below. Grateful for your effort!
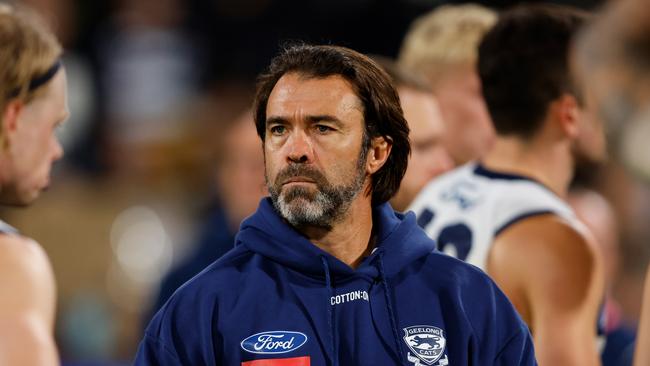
[241,331,307,355]
[441,181,480,210]
[403,325,448,366]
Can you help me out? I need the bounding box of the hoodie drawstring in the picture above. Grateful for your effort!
[321,256,337,366]
[377,252,409,366]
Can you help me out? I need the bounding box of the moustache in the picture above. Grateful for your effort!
[274,165,328,187]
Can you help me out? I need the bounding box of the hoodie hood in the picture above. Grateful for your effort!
[137,197,537,366]
[235,198,435,281]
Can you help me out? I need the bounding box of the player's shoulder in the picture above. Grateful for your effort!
[491,211,603,315]
[492,213,599,273]
[0,233,55,317]
[497,213,592,248]
[0,233,51,278]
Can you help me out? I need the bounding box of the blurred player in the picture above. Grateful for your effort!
[409,5,606,365]
[0,4,68,365]
[148,108,266,318]
[574,1,650,364]
[372,56,453,212]
[399,4,497,165]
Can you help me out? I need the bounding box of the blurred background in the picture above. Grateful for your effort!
[3,0,649,364]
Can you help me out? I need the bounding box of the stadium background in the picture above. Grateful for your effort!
[5,0,648,364]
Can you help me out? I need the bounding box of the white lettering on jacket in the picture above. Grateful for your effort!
[330,290,370,306]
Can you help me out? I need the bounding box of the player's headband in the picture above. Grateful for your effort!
[8,59,62,98]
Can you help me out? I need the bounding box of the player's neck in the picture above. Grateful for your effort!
[299,191,374,269]
[482,136,574,197]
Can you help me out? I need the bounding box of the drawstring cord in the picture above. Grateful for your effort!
[321,253,407,365]
[377,252,409,366]
[321,256,337,366]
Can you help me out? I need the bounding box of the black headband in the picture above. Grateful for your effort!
[7,59,62,98]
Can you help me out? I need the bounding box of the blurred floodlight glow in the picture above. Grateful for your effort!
[110,206,173,286]
[621,110,650,182]
[106,263,144,313]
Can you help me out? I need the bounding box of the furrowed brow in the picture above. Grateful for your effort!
[266,116,288,126]
[307,115,343,127]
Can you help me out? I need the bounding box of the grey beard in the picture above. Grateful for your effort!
[273,178,362,228]
[267,146,368,229]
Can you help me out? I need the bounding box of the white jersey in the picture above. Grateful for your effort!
[407,162,582,270]
[409,163,608,349]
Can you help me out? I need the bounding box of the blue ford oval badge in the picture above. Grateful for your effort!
[240,331,308,354]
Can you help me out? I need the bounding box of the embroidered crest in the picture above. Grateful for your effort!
[403,325,448,365]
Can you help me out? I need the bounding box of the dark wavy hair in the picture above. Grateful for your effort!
[478,4,589,138]
[253,44,410,206]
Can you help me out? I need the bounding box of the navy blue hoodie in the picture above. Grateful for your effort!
[135,198,536,365]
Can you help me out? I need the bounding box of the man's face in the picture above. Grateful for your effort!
[432,64,494,165]
[391,87,452,211]
[264,73,369,228]
[1,69,68,206]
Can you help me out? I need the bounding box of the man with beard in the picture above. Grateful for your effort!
[408,5,606,365]
[135,44,536,365]
[0,4,68,365]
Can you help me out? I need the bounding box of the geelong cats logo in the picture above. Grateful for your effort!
[403,325,449,366]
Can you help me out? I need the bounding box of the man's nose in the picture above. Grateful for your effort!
[287,130,312,164]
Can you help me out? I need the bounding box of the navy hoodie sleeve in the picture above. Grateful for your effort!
[134,293,221,366]
[133,262,226,366]
[135,332,182,366]
[470,270,537,365]
[434,251,537,365]
[493,323,536,365]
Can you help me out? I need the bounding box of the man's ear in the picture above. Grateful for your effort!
[554,93,580,139]
[366,135,392,174]
[2,99,23,148]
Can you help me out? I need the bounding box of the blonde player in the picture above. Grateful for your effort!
[399,4,497,165]
[0,4,68,365]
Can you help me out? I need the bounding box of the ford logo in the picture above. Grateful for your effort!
[240,331,308,354]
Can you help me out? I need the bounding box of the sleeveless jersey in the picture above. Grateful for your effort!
[408,162,582,267]
[408,162,607,349]
[0,219,18,235]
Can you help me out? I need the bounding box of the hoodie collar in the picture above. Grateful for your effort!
[236,198,434,281]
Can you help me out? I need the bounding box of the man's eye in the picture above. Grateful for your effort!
[270,125,286,135]
[316,125,331,133]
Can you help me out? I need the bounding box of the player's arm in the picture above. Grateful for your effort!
[0,235,59,366]
[487,214,604,366]
[634,265,650,366]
